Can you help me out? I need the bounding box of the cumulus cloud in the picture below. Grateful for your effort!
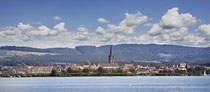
[97,18,109,23]
[196,24,210,39]
[0,8,210,48]
[76,27,90,41]
[143,23,152,27]
[95,26,106,35]
[53,16,62,21]
[160,7,197,29]
[0,22,72,43]
[145,7,207,46]
[106,11,148,35]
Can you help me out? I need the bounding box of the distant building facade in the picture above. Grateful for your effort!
[98,45,119,69]
[27,66,53,74]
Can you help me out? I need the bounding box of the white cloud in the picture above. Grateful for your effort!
[97,18,109,23]
[76,27,90,41]
[95,26,106,35]
[160,7,197,29]
[145,7,207,46]
[106,11,148,35]
[0,8,210,48]
[53,16,62,21]
[196,24,210,39]
[143,23,152,27]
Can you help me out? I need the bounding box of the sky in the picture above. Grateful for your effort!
[0,0,210,48]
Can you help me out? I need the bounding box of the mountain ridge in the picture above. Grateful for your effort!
[0,44,209,63]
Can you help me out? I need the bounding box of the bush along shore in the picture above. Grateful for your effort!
[0,67,205,77]
[0,72,203,77]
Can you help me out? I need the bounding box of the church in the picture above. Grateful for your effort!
[98,45,119,69]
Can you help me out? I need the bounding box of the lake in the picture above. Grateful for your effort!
[0,76,210,92]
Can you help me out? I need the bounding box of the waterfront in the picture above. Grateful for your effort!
[0,76,210,92]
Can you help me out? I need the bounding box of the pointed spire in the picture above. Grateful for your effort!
[108,45,114,63]
[110,45,112,55]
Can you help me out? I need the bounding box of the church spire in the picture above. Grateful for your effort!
[110,45,112,56]
[108,45,114,63]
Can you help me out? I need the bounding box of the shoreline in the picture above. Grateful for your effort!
[0,73,206,78]
[1,76,209,78]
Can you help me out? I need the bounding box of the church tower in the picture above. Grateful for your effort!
[108,45,114,63]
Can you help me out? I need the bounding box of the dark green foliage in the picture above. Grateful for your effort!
[159,70,173,73]
[67,68,73,73]
[129,67,137,73]
[61,70,67,74]
[156,64,166,68]
[175,69,186,73]
[114,68,124,73]
[97,67,106,74]
[194,66,206,73]
[83,68,90,73]
[51,69,57,76]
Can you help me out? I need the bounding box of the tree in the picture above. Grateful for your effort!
[51,69,57,76]
[129,67,137,73]
[187,68,194,73]
[67,68,73,73]
[83,68,90,73]
[115,68,124,73]
[194,66,206,74]
[175,69,186,73]
[61,70,67,74]
[98,67,106,73]
[157,64,166,69]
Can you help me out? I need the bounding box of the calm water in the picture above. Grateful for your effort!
[0,76,210,92]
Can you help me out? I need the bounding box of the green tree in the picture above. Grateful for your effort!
[115,68,124,73]
[105,69,113,73]
[67,68,73,73]
[194,66,206,74]
[51,69,57,76]
[98,67,106,73]
[175,69,186,73]
[156,64,166,69]
[187,68,194,73]
[61,70,67,74]
[129,67,137,73]
[83,68,90,73]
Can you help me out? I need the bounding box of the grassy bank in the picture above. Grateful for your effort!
[0,72,203,77]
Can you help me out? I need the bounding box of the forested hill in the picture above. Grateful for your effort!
[0,44,210,63]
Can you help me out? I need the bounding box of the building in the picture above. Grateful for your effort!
[108,45,114,63]
[136,65,143,69]
[16,67,27,74]
[179,63,187,68]
[124,64,134,68]
[27,66,53,74]
[68,66,83,71]
[98,45,119,69]
[98,63,119,69]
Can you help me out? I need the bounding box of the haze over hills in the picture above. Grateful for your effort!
[0,44,210,63]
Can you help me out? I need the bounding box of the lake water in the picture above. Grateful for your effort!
[0,76,210,92]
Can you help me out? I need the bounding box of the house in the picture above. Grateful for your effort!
[179,63,187,68]
[27,66,53,74]
[124,64,134,68]
[98,63,119,69]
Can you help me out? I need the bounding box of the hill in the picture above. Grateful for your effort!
[0,44,210,63]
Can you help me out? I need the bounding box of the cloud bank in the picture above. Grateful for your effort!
[0,7,209,48]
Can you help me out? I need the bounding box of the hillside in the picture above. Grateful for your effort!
[0,44,210,63]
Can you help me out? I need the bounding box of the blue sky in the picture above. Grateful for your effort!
[0,0,210,48]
